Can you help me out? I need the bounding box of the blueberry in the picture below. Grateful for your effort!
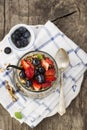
[18,36,29,47]
[21,38,28,47]
[15,35,20,40]
[19,70,26,78]
[18,27,27,33]
[20,36,24,41]
[4,47,11,54]
[11,33,15,40]
[38,66,45,73]
[36,74,45,83]
[34,69,40,76]
[11,33,17,43]
[26,80,32,87]
[11,38,16,43]
[23,31,30,38]
[11,32,19,41]
[32,58,40,66]
[15,30,21,37]
[15,40,22,48]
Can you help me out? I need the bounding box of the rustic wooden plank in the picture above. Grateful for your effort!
[4,0,29,35]
[0,1,8,129]
[0,0,87,130]
[0,114,5,130]
[55,0,87,52]
[28,0,77,25]
[0,0,5,40]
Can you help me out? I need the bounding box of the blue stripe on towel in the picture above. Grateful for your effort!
[3,70,12,77]
[0,81,6,88]
[74,47,80,53]
[6,99,25,109]
[6,102,15,109]
[35,33,59,50]
[72,85,77,92]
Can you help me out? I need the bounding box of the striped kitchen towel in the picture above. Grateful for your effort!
[0,21,87,128]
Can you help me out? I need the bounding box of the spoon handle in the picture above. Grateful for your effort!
[6,65,23,70]
[58,70,66,116]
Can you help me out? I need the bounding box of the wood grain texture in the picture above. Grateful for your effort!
[0,0,4,39]
[0,0,87,130]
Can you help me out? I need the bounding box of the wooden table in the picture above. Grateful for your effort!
[0,0,87,130]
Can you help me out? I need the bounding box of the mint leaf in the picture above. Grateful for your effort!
[14,112,23,119]
[37,54,43,60]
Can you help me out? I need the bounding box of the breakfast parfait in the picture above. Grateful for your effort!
[17,51,58,91]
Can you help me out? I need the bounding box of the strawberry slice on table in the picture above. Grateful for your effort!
[41,82,51,89]
[45,69,55,76]
[41,59,49,71]
[45,75,56,82]
[25,67,34,79]
[21,60,30,70]
[33,81,41,91]
[45,57,54,65]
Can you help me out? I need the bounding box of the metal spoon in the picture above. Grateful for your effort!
[55,48,69,115]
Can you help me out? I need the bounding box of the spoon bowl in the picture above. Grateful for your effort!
[55,48,69,70]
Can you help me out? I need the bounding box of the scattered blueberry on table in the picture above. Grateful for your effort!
[4,47,12,54]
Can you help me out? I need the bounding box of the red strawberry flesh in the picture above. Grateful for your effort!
[25,68,34,79]
[26,60,34,69]
[41,59,49,70]
[45,76,56,82]
[41,82,51,89]
[33,81,41,91]
[45,57,54,65]
[45,69,55,76]
[21,60,30,70]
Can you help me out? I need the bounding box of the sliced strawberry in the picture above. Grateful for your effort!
[26,60,34,69]
[41,59,49,70]
[41,82,51,89]
[45,57,54,65]
[21,60,30,70]
[33,81,41,91]
[45,69,55,76]
[25,67,34,79]
[46,76,56,82]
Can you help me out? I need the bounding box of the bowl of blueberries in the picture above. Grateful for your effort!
[13,51,58,98]
[9,24,35,50]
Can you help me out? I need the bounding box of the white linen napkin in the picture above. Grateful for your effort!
[0,21,87,128]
